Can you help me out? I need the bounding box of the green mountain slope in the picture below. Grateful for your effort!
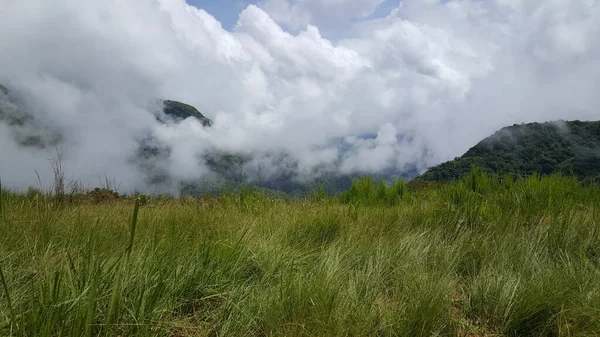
[416,120,600,183]
[161,100,213,126]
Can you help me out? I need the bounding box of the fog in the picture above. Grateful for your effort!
[0,0,598,193]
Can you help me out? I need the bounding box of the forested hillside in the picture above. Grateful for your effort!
[416,120,600,183]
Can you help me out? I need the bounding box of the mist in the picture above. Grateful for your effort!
[1,0,599,193]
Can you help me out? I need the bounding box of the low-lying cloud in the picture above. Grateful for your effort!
[0,0,599,193]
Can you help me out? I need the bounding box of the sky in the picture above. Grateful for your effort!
[186,0,255,29]
[0,0,599,193]
[186,0,402,30]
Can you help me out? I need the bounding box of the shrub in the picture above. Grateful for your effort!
[88,188,120,203]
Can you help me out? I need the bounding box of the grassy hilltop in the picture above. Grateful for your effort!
[1,170,600,336]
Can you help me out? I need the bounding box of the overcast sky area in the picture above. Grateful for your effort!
[1,0,599,192]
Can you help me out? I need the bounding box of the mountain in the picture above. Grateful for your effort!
[0,84,63,148]
[0,83,412,195]
[138,99,414,196]
[415,120,600,183]
[8,81,598,193]
[160,100,213,127]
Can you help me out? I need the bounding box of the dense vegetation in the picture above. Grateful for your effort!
[2,170,600,336]
[162,100,213,127]
[417,120,600,183]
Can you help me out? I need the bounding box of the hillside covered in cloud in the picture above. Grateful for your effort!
[1,0,599,193]
[1,85,411,195]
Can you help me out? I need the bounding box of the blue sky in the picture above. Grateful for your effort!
[186,0,256,29]
[186,0,401,30]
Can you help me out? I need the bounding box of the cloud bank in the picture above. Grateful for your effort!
[0,0,599,193]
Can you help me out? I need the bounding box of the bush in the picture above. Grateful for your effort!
[88,188,120,203]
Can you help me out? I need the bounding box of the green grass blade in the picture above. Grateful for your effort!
[126,197,140,256]
[104,259,123,335]
[0,265,17,332]
[85,266,97,337]
[0,179,4,221]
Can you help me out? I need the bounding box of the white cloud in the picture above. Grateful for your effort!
[261,0,387,34]
[0,0,599,192]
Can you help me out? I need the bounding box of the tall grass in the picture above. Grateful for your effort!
[340,176,406,206]
[0,179,3,221]
[1,169,600,336]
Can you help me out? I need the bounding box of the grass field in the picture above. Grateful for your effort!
[1,170,600,336]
